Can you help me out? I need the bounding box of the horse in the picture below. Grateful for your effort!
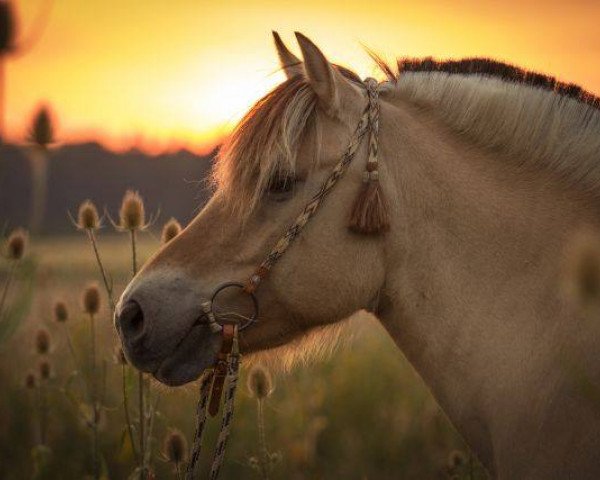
[115,32,600,479]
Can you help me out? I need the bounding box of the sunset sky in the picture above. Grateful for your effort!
[7,0,600,154]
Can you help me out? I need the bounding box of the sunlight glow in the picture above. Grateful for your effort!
[7,0,600,154]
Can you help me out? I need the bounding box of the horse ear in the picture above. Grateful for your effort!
[295,32,352,115]
[272,31,303,79]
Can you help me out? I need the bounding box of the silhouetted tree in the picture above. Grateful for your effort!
[27,104,55,233]
[0,0,53,142]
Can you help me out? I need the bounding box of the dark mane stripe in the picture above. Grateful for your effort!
[396,57,600,110]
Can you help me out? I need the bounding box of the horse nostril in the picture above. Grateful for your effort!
[118,300,146,345]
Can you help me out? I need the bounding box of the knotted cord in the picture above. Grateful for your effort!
[245,78,380,293]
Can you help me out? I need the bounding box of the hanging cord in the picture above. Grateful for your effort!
[186,325,240,480]
[185,372,213,479]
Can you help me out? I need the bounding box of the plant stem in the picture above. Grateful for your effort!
[91,313,99,480]
[40,379,48,446]
[122,363,139,463]
[145,390,160,466]
[130,228,146,479]
[257,399,269,480]
[86,230,115,312]
[469,452,474,480]
[62,323,78,367]
[138,370,145,478]
[0,260,18,319]
[130,229,138,278]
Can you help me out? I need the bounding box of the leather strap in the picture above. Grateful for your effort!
[208,324,235,417]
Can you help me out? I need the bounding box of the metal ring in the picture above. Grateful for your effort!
[210,282,259,331]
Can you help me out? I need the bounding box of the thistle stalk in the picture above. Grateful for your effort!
[121,362,139,464]
[257,399,269,480]
[247,365,275,479]
[0,260,17,318]
[82,284,100,479]
[91,312,99,480]
[1,228,27,319]
[87,229,115,312]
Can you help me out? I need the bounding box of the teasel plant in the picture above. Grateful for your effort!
[72,198,142,472]
[161,218,182,244]
[24,329,54,478]
[110,190,160,479]
[33,328,52,447]
[71,200,115,312]
[82,283,103,479]
[161,429,188,479]
[27,105,55,233]
[0,0,53,142]
[0,227,27,319]
[247,365,280,479]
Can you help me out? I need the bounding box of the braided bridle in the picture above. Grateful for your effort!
[185,77,381,479]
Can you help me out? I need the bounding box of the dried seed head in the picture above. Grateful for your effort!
[162,429,188,465]
[35,328,51,355]
[25,372,36,389]
[247,364,273,400]
[53,301,68,323]
[77,200,100,230]
[6,228,27,260]
[39,359,52,380]
[82,284,101,315]
[564,232,600,311]
[114,345,127,365]
[119,190,145,230]
[161,218,182,244]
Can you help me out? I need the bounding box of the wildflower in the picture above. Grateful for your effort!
[82,284,101,315]
[119,190,146,230]
[6,228,27,260]
[25,372,36,389]
[39,360,51,380]
[162,429,188,466]
[35,329,51,355]
[247,365,273,400]
[161,218,182,244]
[77,200,100,231]
[53,301,68,323]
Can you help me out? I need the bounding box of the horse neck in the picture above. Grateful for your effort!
[376,98,600,476]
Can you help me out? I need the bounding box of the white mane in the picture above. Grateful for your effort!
[391,71,600,191]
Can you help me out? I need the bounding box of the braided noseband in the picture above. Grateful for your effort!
[185,78,381,479]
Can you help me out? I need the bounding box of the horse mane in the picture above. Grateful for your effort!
[213,76,318,216]
[377,56,600,192]
[213,67,362,216]
[214,54,600,211]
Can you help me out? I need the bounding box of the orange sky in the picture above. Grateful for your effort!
[6,0,600,154]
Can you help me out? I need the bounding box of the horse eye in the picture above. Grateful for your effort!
[267,175,296,196]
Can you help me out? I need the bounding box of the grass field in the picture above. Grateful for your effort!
[0,234,488,479]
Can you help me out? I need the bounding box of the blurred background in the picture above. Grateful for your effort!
[0,0,598,478]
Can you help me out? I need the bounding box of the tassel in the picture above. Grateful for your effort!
[349,77,389,234]
[348,168,390,234]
